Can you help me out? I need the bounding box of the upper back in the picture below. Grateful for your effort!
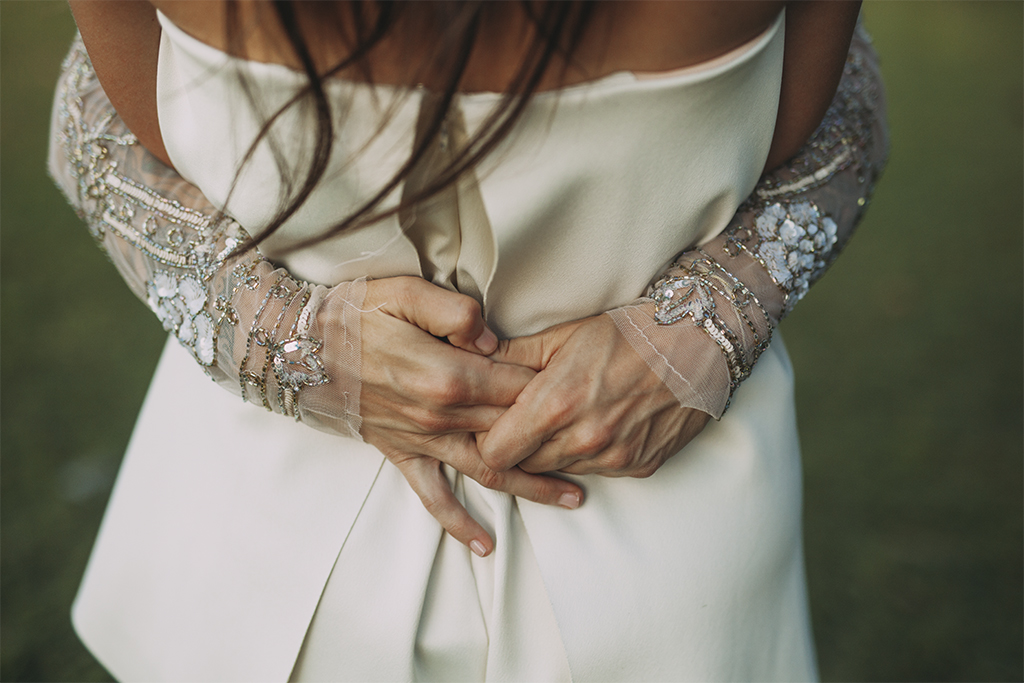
[149,1,787,92]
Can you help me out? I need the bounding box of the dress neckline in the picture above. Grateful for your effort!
[155,9,784,102]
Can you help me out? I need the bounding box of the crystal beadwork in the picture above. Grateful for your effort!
[272,338,331,390]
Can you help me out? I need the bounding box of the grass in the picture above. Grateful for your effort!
[2,2,1021,681]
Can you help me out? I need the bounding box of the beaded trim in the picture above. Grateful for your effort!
[651,254,772,408]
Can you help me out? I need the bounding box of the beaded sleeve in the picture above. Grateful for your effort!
[608,24,888,418]
[48,36,366,438]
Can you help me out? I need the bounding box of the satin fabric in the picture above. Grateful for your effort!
[72,10,818,681]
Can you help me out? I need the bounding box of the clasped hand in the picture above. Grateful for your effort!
[328,277,710,556]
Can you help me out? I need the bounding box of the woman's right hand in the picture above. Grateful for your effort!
[326,276,584,556]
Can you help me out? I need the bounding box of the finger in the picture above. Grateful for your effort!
[478,322,590,470]
[476,373,578,471]
[449,437,583,509]
[420,404,508,434]
[441,356,537,408]
[482,467,583,511]
[558,409,712,478]
[393,353,535,411]
[488,334,547,371]
[383,277,498,355]
[475,398,553,472]
[382,431,584,511]
[561,459,628,477]
[487,321,580,371]
[560,453,651,478]
[360,310,535,411]
[516,436,587,474]
[363,403,509,435]
[393,456,494,557]
[516,414,618,473]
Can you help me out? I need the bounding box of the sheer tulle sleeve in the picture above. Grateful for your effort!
[48,36,365,438]
[607,24,889,418]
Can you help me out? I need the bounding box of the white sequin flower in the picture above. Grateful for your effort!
[755,203,788,236]
[146,270,217,365]
[179,319,195,344]
[742,198,845,313]
[194,313,216,365]
[758,241,792,285]
[789,202,819,225]
[822,217,838,242]
[179,276,207,315]
[779,219,805,246]
[153,272,177,298]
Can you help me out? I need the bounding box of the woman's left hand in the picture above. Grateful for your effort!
[477,314,711,477]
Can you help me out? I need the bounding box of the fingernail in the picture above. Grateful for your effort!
[557,492,581,510]
[474,327,498,354]
[470,540,488,557]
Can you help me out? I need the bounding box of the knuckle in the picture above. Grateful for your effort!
[395,275,420,293]
[605,447,635,472]
[573,422,613,456]
[410,408,452,433]
[453,297,482,328]
[428,374,467,406]
[391,276,417,304]
[412,371,466,407]
[445,518,477,544]
[547,394,577,425]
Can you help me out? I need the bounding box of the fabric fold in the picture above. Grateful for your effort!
[399,92,498,306]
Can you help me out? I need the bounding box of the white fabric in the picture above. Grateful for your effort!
[72,9,818,681]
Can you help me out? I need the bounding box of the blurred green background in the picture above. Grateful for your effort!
[2,2,1021,681]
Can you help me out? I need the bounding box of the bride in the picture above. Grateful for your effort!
[51,1,886,680]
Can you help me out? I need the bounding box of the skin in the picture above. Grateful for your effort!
[68,0,861,554]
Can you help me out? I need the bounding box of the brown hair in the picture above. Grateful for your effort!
[223,1,596,252]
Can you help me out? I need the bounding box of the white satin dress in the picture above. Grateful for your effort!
[72,10,818,682]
